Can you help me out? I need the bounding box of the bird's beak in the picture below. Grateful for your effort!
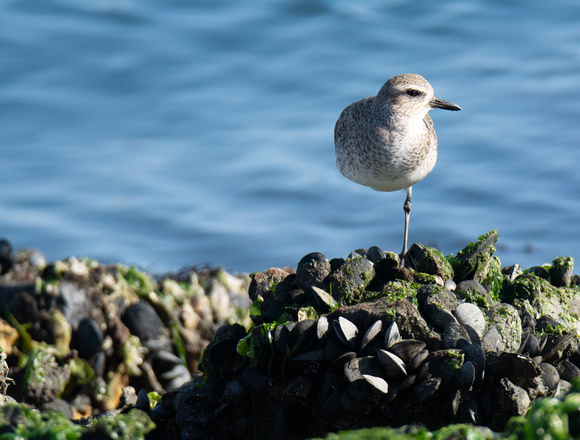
[430,97,461,111]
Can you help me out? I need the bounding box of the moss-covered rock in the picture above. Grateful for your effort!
[329,257,375,305]
[408,243,454,281]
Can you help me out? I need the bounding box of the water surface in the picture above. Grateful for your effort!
[1,0,580,273]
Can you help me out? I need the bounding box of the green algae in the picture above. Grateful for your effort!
[0,404,155,440]
[117,266,158,299]
[501,272,580,334]
[18,346,70,399]
[448,230,501,298]
[380,280,418,304]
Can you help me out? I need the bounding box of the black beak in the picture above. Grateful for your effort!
[430,97,461,111]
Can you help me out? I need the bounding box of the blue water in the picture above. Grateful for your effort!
[2,0,580,274]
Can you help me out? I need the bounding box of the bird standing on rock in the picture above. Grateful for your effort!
[334,73,461,266]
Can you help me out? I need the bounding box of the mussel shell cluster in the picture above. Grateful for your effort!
[0,238,251,419]
[154,231,580,439]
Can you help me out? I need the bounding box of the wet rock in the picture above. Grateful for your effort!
[485,352,544,397]
[420,294,460,332]
[296,252,331,292]
[558,360,580,382]
[417,284,460,312]
[481,327,502,352]
[249,268,288,302]
[444,279,456,291]
[75,318,105,376]
[455,280,494,307]
[549,257,574,287]
[57,280,97,330]
[122,301,170,351]
[485,304,522,353]
[541,333,576,365]
[274,274,308,307]
[18,348,72,406]
[372,253,411,289]
[328,257,375,304]
[0,239,14,274]
[329,258,345,272]
[327,297,441,352]
[42,308,72,354]
[6,233,580,439]
[443,321,471,348]
[40,397,73,419]
[519,327,540,357]
[539,362,560,393]
[367,246,387,263]
[450,230,499,283]
[454,302,487,339]
[525,266,551,284]
[495,378,530,427]
[152,351,191,391]
[407,243,453,280]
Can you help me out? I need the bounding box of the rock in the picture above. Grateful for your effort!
[455,280,494,307]
[57,280,96,330]
[550,257,574,287]
[407,243,454,280]
[485,304,522,353]
[372,252,410,289]
[75,318,105,376]
[248,268,289,302]
[454,302,487,339]
[449,231,502,297]
[328,257,375,304]
[0,239,14,274]
[296,252,331,291]
[367,246,387,263]
[481,327,502,352]
[122,301,170,350]
[443,321,471,348]
[417,285,460,331]
[495,378,530,427]
[39,398,73,418]
[539,362,560,393]
[525,266,551,283]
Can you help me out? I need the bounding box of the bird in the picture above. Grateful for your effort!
[334,73,460,267]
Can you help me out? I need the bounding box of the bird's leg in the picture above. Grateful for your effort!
[400,187,412,267]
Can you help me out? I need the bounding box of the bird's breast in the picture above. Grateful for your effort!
[336,115,438,191]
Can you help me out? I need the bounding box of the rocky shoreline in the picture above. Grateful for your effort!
[1,232,580,439]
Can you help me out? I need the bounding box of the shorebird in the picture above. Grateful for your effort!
[334,73,460,266]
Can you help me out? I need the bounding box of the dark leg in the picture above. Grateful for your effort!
[400,187,412,267]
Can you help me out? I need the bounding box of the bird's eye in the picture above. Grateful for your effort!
[406,89,422,97]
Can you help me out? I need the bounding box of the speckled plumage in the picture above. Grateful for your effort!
[335,73,460,265]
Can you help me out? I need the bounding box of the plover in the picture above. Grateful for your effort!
[334,73,460,266]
